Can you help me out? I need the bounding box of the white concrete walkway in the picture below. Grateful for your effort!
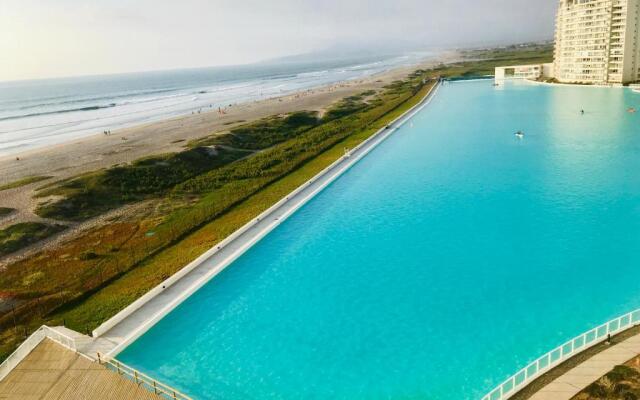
[529,332,640,400]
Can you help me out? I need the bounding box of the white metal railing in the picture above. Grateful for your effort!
[41,326,80,351]
[98,353,192,400]
[481,309,640,400]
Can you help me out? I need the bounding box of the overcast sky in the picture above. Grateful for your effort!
[0,0,557,82]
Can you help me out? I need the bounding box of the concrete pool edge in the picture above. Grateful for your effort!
[89,79,443,358]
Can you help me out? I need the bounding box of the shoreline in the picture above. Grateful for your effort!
[0,54,459,184]
[0,54,451,164]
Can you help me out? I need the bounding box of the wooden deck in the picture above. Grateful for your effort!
[0,339,162,400]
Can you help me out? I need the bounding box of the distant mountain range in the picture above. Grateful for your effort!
[261,41,427,66]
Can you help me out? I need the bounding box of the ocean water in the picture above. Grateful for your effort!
[118,80,640,399]
[0,53,427,156]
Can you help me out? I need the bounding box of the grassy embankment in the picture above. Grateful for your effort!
[0,70,434,359]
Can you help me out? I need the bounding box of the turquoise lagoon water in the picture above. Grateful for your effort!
[119,80,640,399]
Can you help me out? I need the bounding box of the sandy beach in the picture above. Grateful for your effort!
[0,53,458,235]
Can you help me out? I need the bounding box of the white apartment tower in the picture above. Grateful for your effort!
[554,0,640,84]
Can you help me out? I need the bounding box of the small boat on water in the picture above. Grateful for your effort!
[514,131,525,138]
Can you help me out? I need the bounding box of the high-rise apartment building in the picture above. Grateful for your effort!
[554,0,640,84]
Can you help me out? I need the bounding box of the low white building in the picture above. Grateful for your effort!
[495,63,555,81]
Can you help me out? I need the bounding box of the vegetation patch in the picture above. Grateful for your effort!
[189,111,320,150]
[574,358,640,400]
[34,146,249,221]
[0,208,14,217]
[0,222,66,256]
[0,176,51,192]
[322,91,378,121]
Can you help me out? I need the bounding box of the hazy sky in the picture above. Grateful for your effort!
[0,0,556,82]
